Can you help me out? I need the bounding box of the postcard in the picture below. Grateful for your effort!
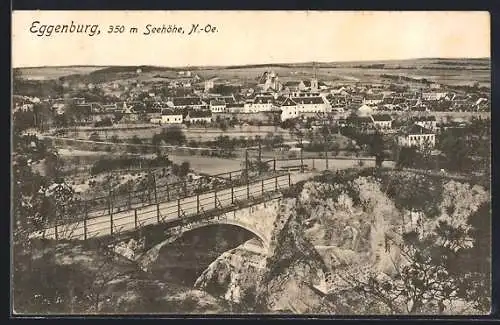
[11,10,491,315]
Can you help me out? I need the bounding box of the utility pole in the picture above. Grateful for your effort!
[293,127,304,173]
[323,127,330,171]
[244,148,249,182]
[300,139,304,173]
[258,140,262,175]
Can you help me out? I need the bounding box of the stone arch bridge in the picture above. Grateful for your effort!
[30,173,312,267]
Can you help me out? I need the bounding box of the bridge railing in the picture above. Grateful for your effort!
[43,158,283,228]
[39,172,293,242]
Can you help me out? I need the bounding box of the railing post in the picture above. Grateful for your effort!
[109,190,114,235]
[229,172,232,182]
[155,203,159,223]
[288,173,291,187]
[275,175,278,191]
[197,192,200,214]
[110,210,114,235]
[273,159,276,172]
[177,198,181,218]
[134,209,138,229]
[108,191,112,215]
[84,201,88,240]
[153,174,158,203]
[214,190,217,209]
[231,184,234,204]
[54,207,59,241]
[247,181,250,200]
[128,188,132,210]
[261,179,264,195]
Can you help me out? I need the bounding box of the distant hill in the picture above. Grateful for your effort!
[14,57,490,83]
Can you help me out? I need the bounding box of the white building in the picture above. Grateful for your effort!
[363,94,384,106]
[370,114,393,130]
[421,92,447,101]
[279,95,330,121]
[204,78,217,92]
[413,116,437,131]
[280,98,300,121]
[295,96,329,113]
[398,124,436,149]
[186,111,212,124]
[210,100,227,113]
[243,96,275,113]
[161,109,183,124]
[171,97,204,109]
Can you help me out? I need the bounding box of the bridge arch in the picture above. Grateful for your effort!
[137,221,269,272]
[135,198,282,271]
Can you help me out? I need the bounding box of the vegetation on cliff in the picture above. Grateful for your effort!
[276,168,490,314]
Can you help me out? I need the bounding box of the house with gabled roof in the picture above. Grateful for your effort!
[279,95,330,122]
[209,100,227,113]
[243,95,276,113]
[413,115,437,131]
[186,110,212,124]
[397,124,436,149]
[279,97,299,121]
[363,94,384,106]
[371,114,393,130]
[161,109,184,124]
[171,96,204,109]
[283,81,306,92]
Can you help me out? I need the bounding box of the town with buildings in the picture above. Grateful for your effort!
[14,63,490,154]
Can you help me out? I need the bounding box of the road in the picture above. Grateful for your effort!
[30,172,314,241]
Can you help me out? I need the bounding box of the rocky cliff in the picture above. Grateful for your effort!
[191,177,409,313]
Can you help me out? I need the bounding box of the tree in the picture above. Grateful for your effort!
[335,178,490,314]
[319,126,332,170]
[110,135,120,143]
[280,119,296,130]
[370,131,385,168]
[89,132,101,142]
[331,142,340,157]
[44,151,64,180]
[160,126,186,146]
[179,161,191,178]
[290,127,305,173]
[396,147,418,169]
[439,132,471,172]
[128,135,142,154]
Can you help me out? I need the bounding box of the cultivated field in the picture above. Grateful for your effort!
[195,58,490,86]
[18,66,107,80]
[16,58,490,86]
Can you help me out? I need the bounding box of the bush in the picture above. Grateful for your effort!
[94,118,113,127]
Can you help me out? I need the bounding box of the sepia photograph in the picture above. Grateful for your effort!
[11,11,491,315]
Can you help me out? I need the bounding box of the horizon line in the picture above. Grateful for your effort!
[14,56,491,70]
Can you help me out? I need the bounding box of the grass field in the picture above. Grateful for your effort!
[61,125,293,141]
[167,154,243,174]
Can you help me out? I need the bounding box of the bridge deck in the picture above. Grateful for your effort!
[30,172,314,242]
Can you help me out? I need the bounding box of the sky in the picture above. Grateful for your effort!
[12,11,491,68]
